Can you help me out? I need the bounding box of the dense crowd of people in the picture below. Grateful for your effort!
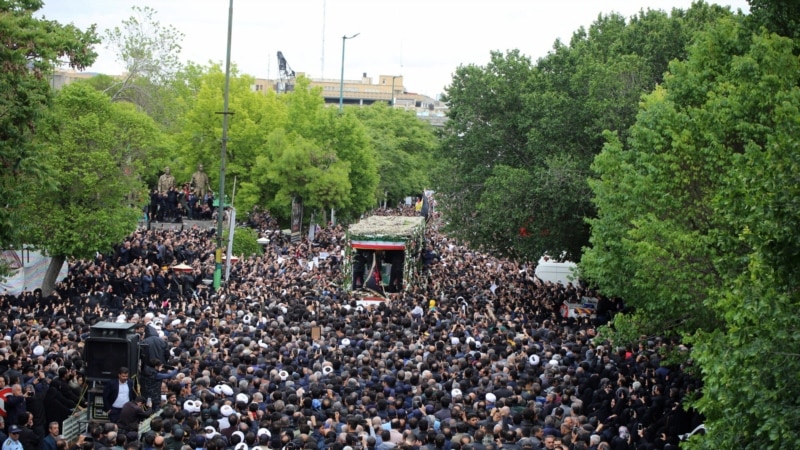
[0,204,702,450]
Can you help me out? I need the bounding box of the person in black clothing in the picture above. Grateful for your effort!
[140,331,169,367]
[18,412,41,450]
[157,193,168,222]
[52,367,83,404]
[117,397,149,435]
[23,382,46,437]
[141,358,179,411]
[186,192,198,219]
[149,188,160,222]
[3,384,25,435]
[166,187,179,221]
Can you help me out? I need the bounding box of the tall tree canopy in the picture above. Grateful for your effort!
[177,64,275,197]
[19,83,160,294]
[102,6,186,130]
[746,0,800,44]
[0,0,98,249]
[177,73,378,223]
[352,102,437,206]
[583,15,800,448]
[435,2,734,262]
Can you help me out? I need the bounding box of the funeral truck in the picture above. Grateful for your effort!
[343,215,426,298]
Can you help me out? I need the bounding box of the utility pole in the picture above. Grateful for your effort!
[214,0,234,290]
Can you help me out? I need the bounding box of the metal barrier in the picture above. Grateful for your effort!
[63,410,89,443]
[138,410,163,435]
[61,408,160,442]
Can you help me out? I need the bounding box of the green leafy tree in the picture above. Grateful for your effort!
[583,16,800,448]
[352,102,437,206]
[314,106,379,219]
[178,74,377,223]
[746,0,800,44]
[127,61,212,188]
[225,227,263,257]
[19,82,160,294]
[0,0,98,252]
[176,65,277,207]
[257,129,352,216]
[103,6,185,130]
[437,3,735,262]
[437,49,538,252]
[247,79,378,221]
[281,77,378,219]
[475,155,593,260]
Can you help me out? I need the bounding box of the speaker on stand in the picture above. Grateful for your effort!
[84,322,140,421]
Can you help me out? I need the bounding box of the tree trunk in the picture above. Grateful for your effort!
[41,254,66,297]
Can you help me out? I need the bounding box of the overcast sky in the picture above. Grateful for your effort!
[39,0,750,99]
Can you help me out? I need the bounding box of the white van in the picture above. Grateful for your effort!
[534,257,579,285]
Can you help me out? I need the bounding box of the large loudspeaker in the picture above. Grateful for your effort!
[85,322,139,380]
[90,321,137,339]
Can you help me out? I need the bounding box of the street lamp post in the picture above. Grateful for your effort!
[390,75,401,107]
[338,33,359,113]
[214,0,234,290]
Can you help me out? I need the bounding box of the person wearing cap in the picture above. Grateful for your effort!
[202,425,218,440]
[253,432,270,450]
[2,425,23,450]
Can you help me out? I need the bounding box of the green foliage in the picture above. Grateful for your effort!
[436,49,537,252]
[177,73,378,224]
[225,227,263,257]
[353,102,437,205]
[259,129,352,213]
[278,77,378,218]
[104,6,183,85]
[176,64,276,206]
[746,0,800,44]
[471,155,592,260]
[102,5,185,127]
[0,0,99,248]
[584,15,800,449]
[436,3,735,262]
[316,107,379,218]
[19,82,158,263]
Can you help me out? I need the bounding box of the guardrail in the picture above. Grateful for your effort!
[63,410,89,442]
[62,408,162,442]
[138,409,163,435]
